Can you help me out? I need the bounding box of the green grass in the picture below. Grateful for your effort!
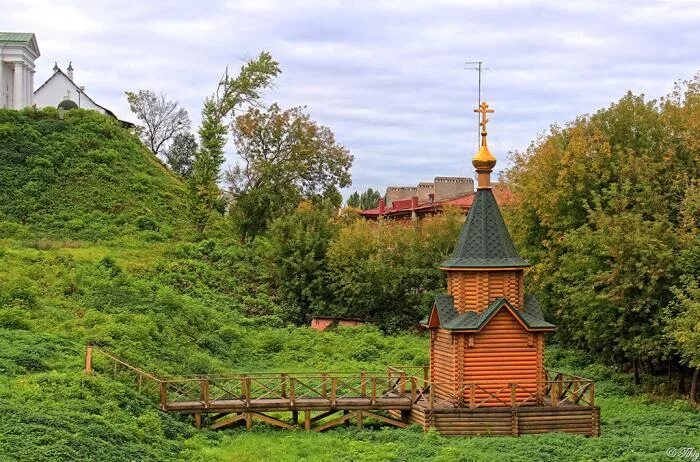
[0,233,697,461]
[0,108,187,242]
[0,108,697,460]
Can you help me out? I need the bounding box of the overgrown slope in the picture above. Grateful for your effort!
[0,108,187,241]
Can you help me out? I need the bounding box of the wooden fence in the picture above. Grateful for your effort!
[85,345,596,433]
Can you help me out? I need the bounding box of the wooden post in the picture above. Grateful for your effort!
[322,373,328,399]
[292,410,299,424]
[289,377,296,406]
[304,410,311,431]
[245,412,252,430]
[356,411,363,429]
[159,381,168,410]
[589,382,595,407]
[510,383,517,408]
[331,377,337,407]
[84,344,93,375]
[244,377,252,408]
[511,410,518,436]
[592,407,600,437]
[200,379,209,408]
[360,372,367,398]
[411,377,417,403]
[400,372,407,395]
[281,374,287,399]
[469,384,476,409]
[429,384,434,410]
[551,381,559,408]
[371,377,377,405]
[194,413,202,429]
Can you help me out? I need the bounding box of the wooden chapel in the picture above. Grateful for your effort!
[425,102,555,407]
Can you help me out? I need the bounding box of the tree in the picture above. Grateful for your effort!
[666,277,700,403]
[347,188,381,210]
[189,52,281,233]
[164,133,196,178]
[504,78,700,382]
[227,103,353,239]
[125,90,190,157]
[325,209,463,331]
[267,202,339,324]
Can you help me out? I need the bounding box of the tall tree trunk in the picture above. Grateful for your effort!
[678,370,686,394]
[633,358,641,385]
[690,368,699,405]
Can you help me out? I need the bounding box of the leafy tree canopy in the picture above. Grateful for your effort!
[190,52,281,234]
[347,188,382,210]
[505,77,700,371]
[165,133,197,178]
[227,103,353,239]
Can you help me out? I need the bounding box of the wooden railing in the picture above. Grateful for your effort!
[159,371,418,410]
[86,345,164,404]
[86,346,419,411]
[388,365,595,410]
[86,346,593,413]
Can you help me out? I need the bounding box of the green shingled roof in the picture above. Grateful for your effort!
[425,294,555,331]
[441,188,529,268]
[0,32,34,43]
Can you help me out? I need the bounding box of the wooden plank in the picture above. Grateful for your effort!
[84,344,93,374]
[363,410,408,429]
[310,410,340,423]
[251,412,296,430]
[209,413,246,430]
[313,410,356,432]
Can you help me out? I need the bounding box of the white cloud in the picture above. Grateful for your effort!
[1,0,698,195]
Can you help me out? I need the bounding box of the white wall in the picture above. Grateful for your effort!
[0,63,9,109]
[34,72,106,114]
[0,43,38,109]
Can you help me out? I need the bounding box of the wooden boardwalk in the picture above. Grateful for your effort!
[84,345,599,435]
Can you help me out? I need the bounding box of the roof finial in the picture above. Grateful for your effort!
[53,61,59,73]
[472,101,497,189]
[67,61,74,80]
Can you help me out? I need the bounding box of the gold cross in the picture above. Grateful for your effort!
[474,101,494,137]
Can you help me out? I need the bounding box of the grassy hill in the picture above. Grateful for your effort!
[0,108,697,461]
[0,108,187,241]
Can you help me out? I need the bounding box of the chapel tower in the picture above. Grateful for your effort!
[426,102,554,405]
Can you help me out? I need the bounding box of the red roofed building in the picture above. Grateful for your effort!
[360,178,514,220]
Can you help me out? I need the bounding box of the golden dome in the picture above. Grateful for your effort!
[472,143,496,171]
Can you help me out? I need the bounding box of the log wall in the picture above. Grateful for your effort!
[430,328,456,400]
[460,310,543,405]
[446,270,524,312]
[409,405,600,436]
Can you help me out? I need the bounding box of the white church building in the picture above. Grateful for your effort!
[1,31,132,127]
[34,61,122,120]
[0,32,40,109]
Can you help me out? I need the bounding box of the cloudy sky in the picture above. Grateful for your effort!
[3,0,699,195]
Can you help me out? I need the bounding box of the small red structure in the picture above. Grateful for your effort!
[310,316,364,331]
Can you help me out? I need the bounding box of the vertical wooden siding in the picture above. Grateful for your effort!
[446,270,524,312]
